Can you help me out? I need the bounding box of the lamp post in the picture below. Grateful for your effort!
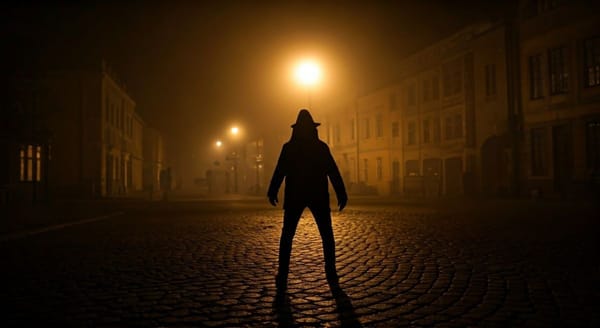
[229,126,240,193]
[254,138,263,195]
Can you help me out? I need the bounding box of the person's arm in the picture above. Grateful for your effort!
[326,147,348,211]
[267,144,288,206]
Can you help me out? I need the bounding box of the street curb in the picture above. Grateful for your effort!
[0,211,124,242]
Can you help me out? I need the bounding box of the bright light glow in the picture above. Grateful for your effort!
[294,60,321,86]
[230,126,239,135]
[215,140,223,148]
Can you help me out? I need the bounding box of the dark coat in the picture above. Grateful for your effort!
[267,133,347,210]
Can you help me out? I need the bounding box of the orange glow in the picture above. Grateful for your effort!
[294,60,321,86]
[230,126,239,135]
[215,140,223,148]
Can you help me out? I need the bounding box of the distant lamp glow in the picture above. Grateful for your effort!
[215,140,223,148]
[230,126,239,136]
[294,60,321,86]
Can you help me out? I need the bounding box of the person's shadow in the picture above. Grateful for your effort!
[272,290,294,327]
[272,280,362,327]
[329,280,363,327]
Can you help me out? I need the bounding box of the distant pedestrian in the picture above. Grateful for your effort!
[267,109,348,292]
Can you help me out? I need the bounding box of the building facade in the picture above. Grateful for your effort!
[101,63,142,197]
[325,2,600,198]
[1,60,152,200]
[518,0,600,197]
[325,22,512,197]
[0,76,52,204]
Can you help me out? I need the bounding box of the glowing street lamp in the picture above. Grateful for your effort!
[230,126,239,136]
[294,60,321,86]
[294,59,321,108]
[215,140,223,148]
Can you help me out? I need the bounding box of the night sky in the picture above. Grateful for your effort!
[2,0,502,175]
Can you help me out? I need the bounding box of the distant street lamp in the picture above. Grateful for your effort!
[294,59,321,108]
[215,140,223,148]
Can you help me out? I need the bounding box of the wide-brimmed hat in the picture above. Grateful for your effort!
[291,109,320,128]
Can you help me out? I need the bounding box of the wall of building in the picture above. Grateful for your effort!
[519,1,600,197]
[472,24,512,196]
[100,65,140,197]
[326,22,514,197]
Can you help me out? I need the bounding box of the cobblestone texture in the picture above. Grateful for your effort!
[1,200,599,327]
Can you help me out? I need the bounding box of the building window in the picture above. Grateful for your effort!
[389,93,398,111]
[432,76,439,100]
[443,60,462,97]
[363,118,370,139]
[423,119,430,143]
[363,158,368,182]
[392,121,399,138]
[584,37,600,88]
[19,145,41,182]
[549,46,569,95]
[376,157,383,180]
[423,79,431,102]
[445,116,453,140]
[407,84,416,106]
[444,115,463,140]
[531,127,548,176]
[433,118,441,143]
[529,54,544,99]
[350,119,355,140]
[587,120,600,170]
[485,64,497,97]
[376,113,383,138]
[407,121,416,145]
[454,114,463,138]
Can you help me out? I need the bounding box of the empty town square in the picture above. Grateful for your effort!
[2,198,598,327]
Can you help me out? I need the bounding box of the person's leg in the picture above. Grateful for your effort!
[277,207,303,290]
[308,204,338,281]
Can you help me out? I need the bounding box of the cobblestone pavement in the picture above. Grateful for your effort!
[1,200,599,327]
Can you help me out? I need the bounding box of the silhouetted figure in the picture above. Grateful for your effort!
[268,109,348,292]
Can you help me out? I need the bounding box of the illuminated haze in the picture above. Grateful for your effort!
[2,1,500,182]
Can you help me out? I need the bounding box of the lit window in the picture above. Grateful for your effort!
[584,37,600,88]
[529,54,544,99]
[549,46,569,95]
[19,145,41,182]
